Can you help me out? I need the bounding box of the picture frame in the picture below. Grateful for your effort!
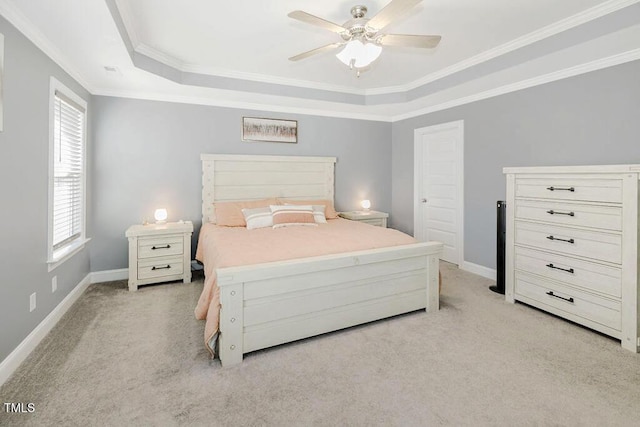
[242,117,297,143]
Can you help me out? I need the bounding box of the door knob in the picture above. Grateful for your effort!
[421,198,427,203]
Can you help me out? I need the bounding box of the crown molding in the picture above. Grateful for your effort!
[113,0,140,49]
[0,0,93,91]
[135,43,186,71]
[391,48,640,122]
[135,42,368,96]
[90,87,392,122]
[182,62,367,96]
[92,49,640,124]
[368,0,640,95]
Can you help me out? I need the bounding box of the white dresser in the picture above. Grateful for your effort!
[503,165,639,352]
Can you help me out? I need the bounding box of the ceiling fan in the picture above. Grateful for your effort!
[288,0,441,76]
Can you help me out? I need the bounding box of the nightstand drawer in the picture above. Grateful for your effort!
[138,256,184,280]
[138,235,184,259]
[360,218,386,227]
[338,210,388,227]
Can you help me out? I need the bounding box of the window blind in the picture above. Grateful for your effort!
[52,90,85,251]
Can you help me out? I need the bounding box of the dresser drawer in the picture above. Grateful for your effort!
[515,177,622,203]
[514,199,622,231]
[515,221,621,264]
[515,272,621,331]
[514,247,622,298]
[360,218,386,227]
[138,235,184,259]
[138,256,184,280]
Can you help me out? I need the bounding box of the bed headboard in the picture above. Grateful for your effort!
[201,154,337,224]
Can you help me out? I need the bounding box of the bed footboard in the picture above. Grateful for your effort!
[217,242,443,367]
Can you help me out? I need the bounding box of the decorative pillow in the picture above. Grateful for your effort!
[214,198,278,226]
[270,205,317,228]
[242,206,273,230]
[277,199,338,219]
[311,205,327,224]
[286,203,326,224]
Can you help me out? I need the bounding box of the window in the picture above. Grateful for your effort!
[48,78,88,270]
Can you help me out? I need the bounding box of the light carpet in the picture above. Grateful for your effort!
[1,262,639,426]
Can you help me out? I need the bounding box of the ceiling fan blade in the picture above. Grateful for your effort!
[380,34,441,48]
[367,0,422,31]
[289,43,344,62]
[288,10,346,34]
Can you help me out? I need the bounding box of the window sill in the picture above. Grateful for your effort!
[48,238,91,272]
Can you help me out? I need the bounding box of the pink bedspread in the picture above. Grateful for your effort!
[194,218,417,355]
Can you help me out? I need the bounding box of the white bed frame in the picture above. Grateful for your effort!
[201,154,443,367]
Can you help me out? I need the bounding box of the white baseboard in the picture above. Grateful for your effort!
[90,268,128,284]
[0,273,92,387]
[460,261,497,281]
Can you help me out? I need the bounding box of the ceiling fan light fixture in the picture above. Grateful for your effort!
[336,39,382,69]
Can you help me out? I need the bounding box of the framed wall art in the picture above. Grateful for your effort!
[242,117,297,143]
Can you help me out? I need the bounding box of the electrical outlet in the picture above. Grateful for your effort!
[52,276,57,293]
[30,293,36,312]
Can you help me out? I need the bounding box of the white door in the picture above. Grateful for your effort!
[414,121,464,265]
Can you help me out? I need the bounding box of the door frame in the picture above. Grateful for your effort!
[413,120,465,265]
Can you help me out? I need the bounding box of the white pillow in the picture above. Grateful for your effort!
[285,203,327,224]
[270,205,317,229]
[241,206,273,230]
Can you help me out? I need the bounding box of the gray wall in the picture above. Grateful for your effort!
[0,17,91,362]
[90,97,392,271]
[392,60,640,270]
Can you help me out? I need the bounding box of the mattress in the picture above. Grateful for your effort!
[194,218,418,356]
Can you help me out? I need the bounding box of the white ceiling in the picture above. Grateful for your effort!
[117,0,610,89]
[1,0,639,120]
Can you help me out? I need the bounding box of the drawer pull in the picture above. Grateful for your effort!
[546,235,574,244]
[546,291,574,304]
[151,265,171,271]
[546,210,575,217]
[546,263,575,274]
[546,186,575,192]
[152,245,171,250]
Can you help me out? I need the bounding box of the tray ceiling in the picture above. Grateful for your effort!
[1,0,638,120]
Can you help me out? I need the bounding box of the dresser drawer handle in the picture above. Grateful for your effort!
[546,235,574,244]
[152,245,171,250]
[546,210,574,217]
[546,291,574,304]
[546,186,575,192]
[546,263,574,274]
[151,265,171,271]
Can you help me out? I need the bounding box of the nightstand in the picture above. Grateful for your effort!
[125,221,193,291]
[338,210,389,227]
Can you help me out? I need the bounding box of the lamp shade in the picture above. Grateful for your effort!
[336,40,382,69]
[154,208,168,223]
[361,199,371,210]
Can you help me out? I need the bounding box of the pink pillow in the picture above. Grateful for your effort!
[214,198,278,226]
[277,198,338,219]
[270,205,317,228]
